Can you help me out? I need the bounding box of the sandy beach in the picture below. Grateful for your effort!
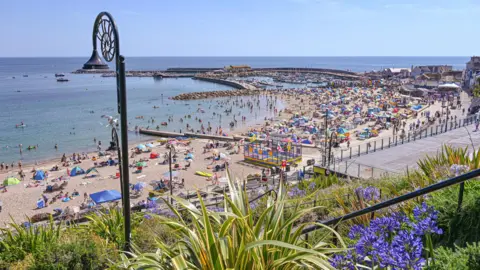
[0,85,470,224]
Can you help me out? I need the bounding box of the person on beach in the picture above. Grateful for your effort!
[0,162,4,170]
[54,144,58,150]
[18,160,22,169]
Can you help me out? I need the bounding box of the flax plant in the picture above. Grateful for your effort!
[119,169,346,269]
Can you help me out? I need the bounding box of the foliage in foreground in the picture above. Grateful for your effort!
[119,169,346,269]
[331,202,443,270]
[427,242,480,270]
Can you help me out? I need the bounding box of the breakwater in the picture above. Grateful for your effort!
[171,89,266,100]
[193,76,250,89]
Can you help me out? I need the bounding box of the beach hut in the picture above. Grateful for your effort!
[70,166,85,176]
[89,190,121,204]
[34,170,45,180]
[3,177,20,186]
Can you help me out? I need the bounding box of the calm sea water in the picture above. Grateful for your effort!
[0,56,469,163]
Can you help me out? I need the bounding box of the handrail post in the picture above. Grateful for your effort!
[457,182,465,212]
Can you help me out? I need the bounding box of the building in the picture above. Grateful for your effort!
[224,65,251,72]
[441,70,463,82]
[410,65,453,78]
[463,56,480,89]
[382,68,411,78]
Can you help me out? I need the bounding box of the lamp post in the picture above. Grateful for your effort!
[88,12,131,252]
[327,132,338,167]
[323,109,328,166]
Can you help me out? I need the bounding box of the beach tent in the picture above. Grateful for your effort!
[36,199,45,209]
[133,182,146,191]
[90,190,121,204]
[70,166,85,176]
[136,144,147,150]
[150,152,159,159]
[34,170,45,180]
[86,167,99,175]
[145,143,154,148]
[3,177,20,186]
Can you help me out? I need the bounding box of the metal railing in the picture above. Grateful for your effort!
[336,114,477,162]
[301,168,480,235]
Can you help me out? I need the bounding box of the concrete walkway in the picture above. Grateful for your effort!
[342,125,480,175]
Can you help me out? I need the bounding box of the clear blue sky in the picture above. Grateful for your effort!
[1,0,479,57]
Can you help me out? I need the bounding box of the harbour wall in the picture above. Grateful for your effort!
[193,76,247,89]
[139,128,317,149]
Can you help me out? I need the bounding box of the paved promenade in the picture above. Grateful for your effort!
[337,125,480,177]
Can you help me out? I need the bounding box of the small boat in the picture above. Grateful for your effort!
[161,122,168,126]
[57,78,69,82]
[23,74,28,77]
[15,124,26,128]
[55,73,65,77]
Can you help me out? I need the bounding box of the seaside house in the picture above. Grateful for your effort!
[441,70,464,82]
[463,56,480,90]
[382,68,411,78]
[411,65,453,78]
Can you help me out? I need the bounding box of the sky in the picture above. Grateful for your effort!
[0,0,479,57]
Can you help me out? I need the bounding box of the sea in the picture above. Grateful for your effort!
[0,56,470,164]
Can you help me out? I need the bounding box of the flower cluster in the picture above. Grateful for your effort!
[308,181,316,190]
[330,203,442,269]
[449,164,470,177]
[287,186,306,198]
[145,200,176,218]
[355,186,380,202]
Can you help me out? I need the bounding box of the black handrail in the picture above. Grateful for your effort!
[301,168,480,234]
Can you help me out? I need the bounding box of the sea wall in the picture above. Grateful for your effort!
[193,76,246,89]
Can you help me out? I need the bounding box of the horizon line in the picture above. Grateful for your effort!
[0,55,472,58]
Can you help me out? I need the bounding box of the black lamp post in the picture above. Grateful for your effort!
[327,132,338,167]
[87,12,131,252]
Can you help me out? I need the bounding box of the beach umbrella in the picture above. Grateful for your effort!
[168,140,178,145]
[70,166,85,176]
[136,144,147,150]
[145,143,154,148]
[133,182,146,191]
[162,171,179,178]
[86,167,99,175]
[3,177,20,186]
[90,190,121,204]
[136,161,147,167]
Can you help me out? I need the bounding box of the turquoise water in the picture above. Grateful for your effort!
[0,74,279,163]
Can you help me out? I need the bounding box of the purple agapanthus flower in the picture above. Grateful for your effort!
[308,182,316,190]
[355,186,380,202]
[331,203,442,269]
[288,186,306,198]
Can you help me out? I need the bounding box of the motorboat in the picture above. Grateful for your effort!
[57,78,69,82]
[55,73,65,77]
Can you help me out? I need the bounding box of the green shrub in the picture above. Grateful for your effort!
[428,181,480,246]
[133,217,177,253]
[429,242,480,270]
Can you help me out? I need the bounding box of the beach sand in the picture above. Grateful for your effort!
[0,89,471,224]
